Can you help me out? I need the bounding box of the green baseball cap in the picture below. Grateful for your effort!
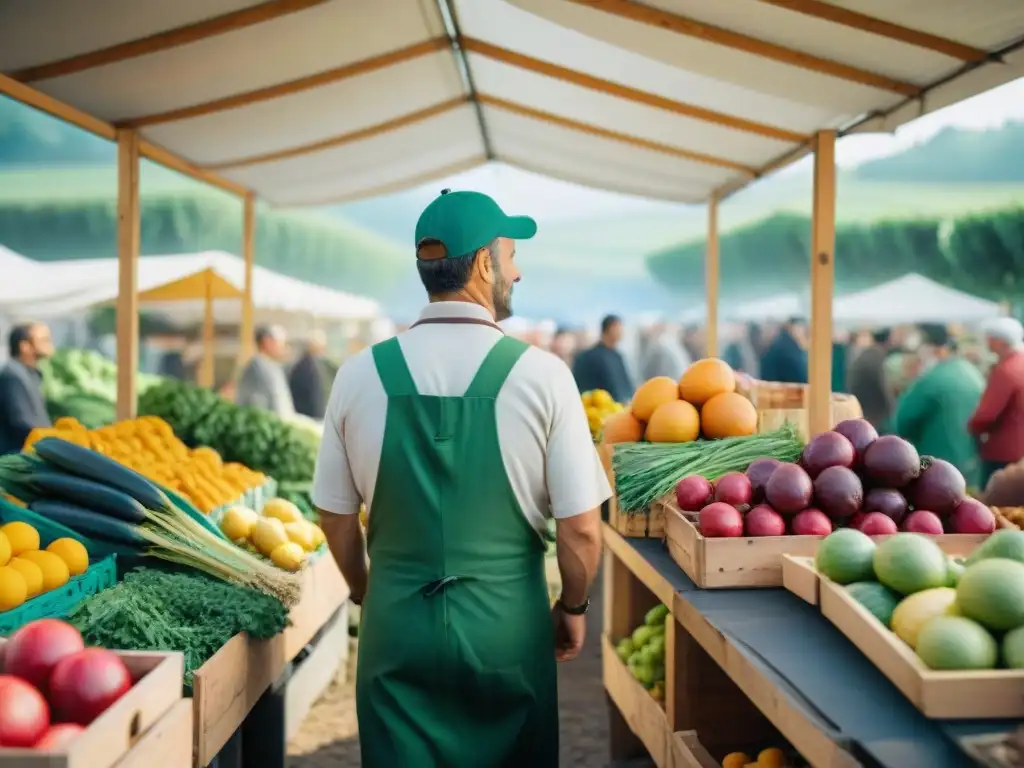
[414,189,537,258]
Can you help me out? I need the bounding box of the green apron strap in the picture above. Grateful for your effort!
[372,338,417,397]
[464,337,529,399]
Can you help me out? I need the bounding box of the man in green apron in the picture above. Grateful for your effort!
[312,190,609,767]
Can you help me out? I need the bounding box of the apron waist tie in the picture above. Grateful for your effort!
[421,575,464,597]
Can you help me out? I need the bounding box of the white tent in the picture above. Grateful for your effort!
[833,273,1001,326]
[0,250,380,323]
[729,293,805,322]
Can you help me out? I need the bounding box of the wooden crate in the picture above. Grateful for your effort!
[603,635,675,766]
[783,556,1024,719]
[0,649,184,768]
[757,394,863,440]
[191,554,348,766]
[110,700,193,768]
[602,442,666,539]
[672,731,719,768]
[666,503,988,589]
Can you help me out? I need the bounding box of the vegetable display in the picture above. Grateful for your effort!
[24,416,266,514]
[68,567,289,689]
[139,380,316,484]
[681,418,995,539]
[613,424,803,513]
[816,528,1024,671]
[0,438,301,606]
[0,618,132,748]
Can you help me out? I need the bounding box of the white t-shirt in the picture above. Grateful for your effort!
[311,302,611,535]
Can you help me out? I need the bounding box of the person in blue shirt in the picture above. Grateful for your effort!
[760,316,808,384]
[572,315,634,404]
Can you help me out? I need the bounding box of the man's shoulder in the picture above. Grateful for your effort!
[510,345,575,385]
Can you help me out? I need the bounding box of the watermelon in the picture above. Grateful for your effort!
[845,582,901,627]
[815,529,876,584]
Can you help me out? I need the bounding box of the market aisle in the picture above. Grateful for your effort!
[288,573,633,767]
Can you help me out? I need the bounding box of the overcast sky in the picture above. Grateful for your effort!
[431,77,1024,220]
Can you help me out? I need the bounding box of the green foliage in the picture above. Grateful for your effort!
[646,207,1024,301]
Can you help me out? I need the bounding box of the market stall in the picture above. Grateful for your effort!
[599,356,1024,766]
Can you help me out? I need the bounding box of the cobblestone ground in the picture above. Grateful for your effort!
[288,575,647,767]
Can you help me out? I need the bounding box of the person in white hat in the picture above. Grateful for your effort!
[968,317,1024,488]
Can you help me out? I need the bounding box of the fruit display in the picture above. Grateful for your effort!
[580,389,624,441]
[0,519,87,613]
[23,416,266,514]
[680,418,995,539]
[614,424,803,514]
[0,618,132,748]
[721,746,801,767]
[816,528,1024,671]
[616,359,758,446]
[613,604,669,702]
[139,379,317,484]
[219,498,326,571]
[0,438,301,606]
[39,348,163,429]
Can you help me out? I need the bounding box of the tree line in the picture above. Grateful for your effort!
[646,206,1024,302]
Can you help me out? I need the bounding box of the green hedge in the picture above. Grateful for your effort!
[0,190,404,296]
[646,206,1024,301]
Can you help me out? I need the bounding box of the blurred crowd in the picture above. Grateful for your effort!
[506,314,1024,494]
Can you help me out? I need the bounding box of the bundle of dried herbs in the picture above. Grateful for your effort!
[68,567,290,690]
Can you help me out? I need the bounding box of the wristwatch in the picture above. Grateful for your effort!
[558,597,590,616]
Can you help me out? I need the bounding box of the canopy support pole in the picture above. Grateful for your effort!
[115,129,140,421]
[239,194,256,367]
[705,195,720,358]
[808,130,837,436]
[199,270,215,388]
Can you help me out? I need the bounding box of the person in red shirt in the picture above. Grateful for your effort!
[969,318,1024,489]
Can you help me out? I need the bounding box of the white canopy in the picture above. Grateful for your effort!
[1,1,1022,205]
[0,249,380,322]
[832,273,1001,325]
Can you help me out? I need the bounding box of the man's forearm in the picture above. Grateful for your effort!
[556,510,602,606]
[320,513,369,601]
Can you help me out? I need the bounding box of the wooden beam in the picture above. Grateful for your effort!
[566,0,918,96]
[705,196,720,358]
[120,37,450,128]
[139,139,250,197]
[808,130,836,437]
[11,1,328,82]
[750,0,988,62]
[199,271,216,389]
[0,72,114,139]
[116,130,141,422]
[206,96,471,170]
[461,38,806,144]
[479,95,756,176]
[239,194,256,368]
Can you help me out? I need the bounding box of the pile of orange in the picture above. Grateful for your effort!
[602,359,758,445]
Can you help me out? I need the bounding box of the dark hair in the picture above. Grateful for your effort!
[8,323,34,359]
[254,325,273,346]
[787,316,806,326]
[415,239,496,296]
[872,327,891,345]
[600,315,622,334]
[919,323,949,347]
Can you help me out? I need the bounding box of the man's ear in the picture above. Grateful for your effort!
[474,246,495,284]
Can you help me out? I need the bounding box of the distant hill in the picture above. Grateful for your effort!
[855,122,1024,183]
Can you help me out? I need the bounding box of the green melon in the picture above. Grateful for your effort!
[645,604,669,627]
[916,616,998,671]
[1002,626,1024,669]
[816,529,877,584]
[873,534,948,596]
[846,582,901,627]
[956,558,1024,632]
[966,529,1024,566]
[946,558,965,587]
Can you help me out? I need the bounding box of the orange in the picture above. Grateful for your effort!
[679,358,736,406]
[631,377,680,421]
[700,391,758,439]
[645,400,700,443]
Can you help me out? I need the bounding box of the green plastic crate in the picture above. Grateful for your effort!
[0,554,117,636]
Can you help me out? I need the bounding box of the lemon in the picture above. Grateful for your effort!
[284,521,317,552]
[252,517,288,556]
[46,538,89,576]
[8,557,43,597]
[0,522,39,556]
[309,523,326,548]
[0,566,27,611]
[221,505,259,542]
[0,531,10,567]
[19,551,69,592]
[581,391,595,408]
[262,498,303,524]
[591,389,613,408]
[270,542,306,571]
